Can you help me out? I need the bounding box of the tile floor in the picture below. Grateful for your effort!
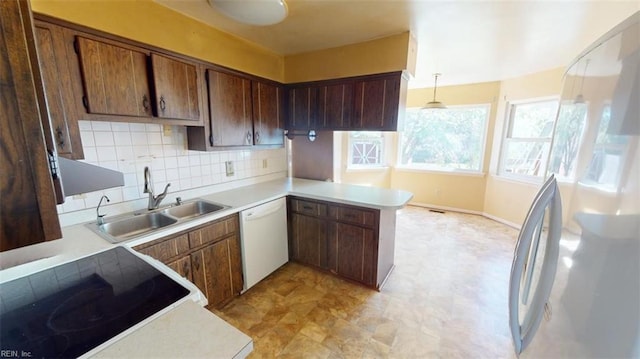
[212,206,520,358]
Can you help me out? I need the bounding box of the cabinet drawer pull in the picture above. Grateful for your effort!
[344,213,356,219]
[159,96,166,112]
[142,94,150,112]
[55,126,65,150]
[302,205,314,210]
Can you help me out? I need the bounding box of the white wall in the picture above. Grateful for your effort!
[57,121,287,224]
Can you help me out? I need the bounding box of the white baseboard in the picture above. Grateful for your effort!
[406,201,521,229]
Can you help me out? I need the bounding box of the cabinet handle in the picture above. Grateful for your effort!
[255,131,260,144]
[344,213,356,219]
[142,94,150,112]
[209,134,214,147]
[246,131,252,144]
[159,96,166,112]
[303,205,313,210]
[55,126,65,150]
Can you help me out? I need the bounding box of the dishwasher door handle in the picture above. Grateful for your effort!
[243,200,285,221]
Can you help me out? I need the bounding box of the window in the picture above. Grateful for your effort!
[580,105,628,190]
[399,105,490,172]
[548,102,588,181]
[499,100,559,179]
[348,131,384,167]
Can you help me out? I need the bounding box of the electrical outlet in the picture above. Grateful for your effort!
[73,193,87,200]
[262,159,268,169]
[162,125,172,136]
[225,161,234,177]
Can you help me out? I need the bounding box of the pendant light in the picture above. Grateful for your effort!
[574,59,589,104]
[423,73,447,109]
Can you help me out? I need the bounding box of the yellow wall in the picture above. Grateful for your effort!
[483,67,565,225]
[31,0,285,81]
[284,32,411,83]
[390,81,501,212]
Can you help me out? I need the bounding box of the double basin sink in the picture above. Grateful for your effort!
[87,199,229,243]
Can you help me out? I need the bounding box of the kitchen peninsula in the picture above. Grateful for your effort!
[0,177,412,358]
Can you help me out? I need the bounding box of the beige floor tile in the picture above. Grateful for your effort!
[213,206,519,358]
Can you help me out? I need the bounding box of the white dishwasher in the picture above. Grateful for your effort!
[239,197,288,291]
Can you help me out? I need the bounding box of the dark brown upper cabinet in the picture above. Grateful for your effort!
[188,69,284,150]
[1,0,62,251]
[317,82,354,130]
[76,36,151,118]
[353,73,404,130]
[34,22,84,159]
[252,80,284,146]
[287,85,318,131]
[285,71,407,132]
[151,54,200,121]
[207,69,253,147]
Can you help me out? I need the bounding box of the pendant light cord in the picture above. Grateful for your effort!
[433,73,440,101]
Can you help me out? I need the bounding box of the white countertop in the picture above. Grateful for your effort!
[0,177,412,358]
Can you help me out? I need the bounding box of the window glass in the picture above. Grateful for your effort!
[581,106,628,190]
[349,132,384,167]
[500,100,558,179]
[548,102,588,180]
[399,105,490,172]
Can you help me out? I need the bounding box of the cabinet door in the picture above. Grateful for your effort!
[76,36,151,117]
[207,69,253,146]
[167,256,193,282]
[328,223,377,286]
[318,83,353,130]
[252,80,284,146]
[0,0,62,251]
[353,75,401,130]
[151,53,200,121]
[34,23,83,159]
[286,86,317,130]
[191,235,243,308]
[289,213,327,268]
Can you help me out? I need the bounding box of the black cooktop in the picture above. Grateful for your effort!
[0,247,190,358]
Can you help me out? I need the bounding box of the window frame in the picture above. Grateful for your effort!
[498,97,560,183]
[347,131,386,169]
[396,104,491,174]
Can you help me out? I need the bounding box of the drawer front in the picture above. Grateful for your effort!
[135,234,190,263]
[291,198,328,217]
[331,206,376,227]
[189,214,239,248]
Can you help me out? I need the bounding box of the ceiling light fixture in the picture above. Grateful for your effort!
[209,0,288,26]
[423,73,447,109]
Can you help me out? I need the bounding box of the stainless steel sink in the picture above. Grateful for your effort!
[98,213,177,243]
[161,200,227,220]
[87,198,229,243]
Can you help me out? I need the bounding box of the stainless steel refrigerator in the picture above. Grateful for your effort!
[509,11,639,358]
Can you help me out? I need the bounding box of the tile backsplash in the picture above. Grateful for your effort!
[58,120,287,215]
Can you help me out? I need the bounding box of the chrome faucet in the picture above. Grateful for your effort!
[97,195,110,225]
[143,166,170,210]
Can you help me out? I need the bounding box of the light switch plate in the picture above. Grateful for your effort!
[225,161,234,177]
[262,159,268,169]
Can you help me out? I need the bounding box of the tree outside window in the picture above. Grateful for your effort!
[548,102,588,180]
[499,100,558,179]
[399,105,490,172]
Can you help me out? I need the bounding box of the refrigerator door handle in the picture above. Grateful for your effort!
[509,175,562,355]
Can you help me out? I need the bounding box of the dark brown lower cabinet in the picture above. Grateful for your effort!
[288,196,396,290]
[289,213,327,269]
[191,235,243,308]
[328,223,376,287]
[134,214,242,308]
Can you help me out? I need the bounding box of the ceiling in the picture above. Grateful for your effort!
[156,0,639,88]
